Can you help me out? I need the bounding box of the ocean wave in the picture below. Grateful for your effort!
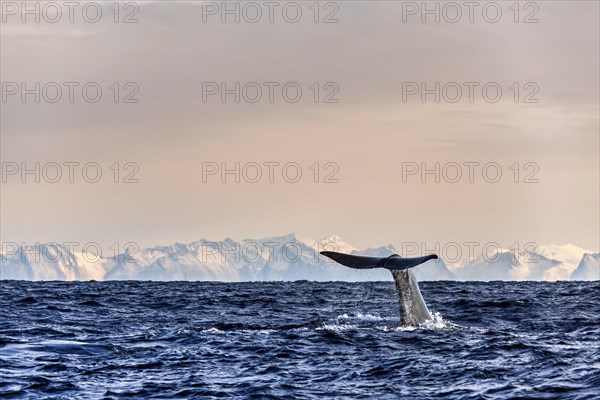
[1,280,598,399]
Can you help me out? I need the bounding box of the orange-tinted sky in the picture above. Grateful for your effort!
[1,1,598,251]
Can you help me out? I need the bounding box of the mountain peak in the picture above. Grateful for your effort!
[317,235,356,253]
[570,252,600,281]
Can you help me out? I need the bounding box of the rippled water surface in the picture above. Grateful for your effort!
[1,281,599,399]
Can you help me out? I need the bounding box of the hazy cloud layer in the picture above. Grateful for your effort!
[1,1,598,251]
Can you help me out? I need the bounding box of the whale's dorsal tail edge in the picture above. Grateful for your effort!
[320,251,438,271]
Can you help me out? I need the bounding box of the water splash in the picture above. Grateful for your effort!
[336,312,388,322]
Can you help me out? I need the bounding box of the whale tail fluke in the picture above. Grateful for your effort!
[320,251,437,271]
[320,250,437,325]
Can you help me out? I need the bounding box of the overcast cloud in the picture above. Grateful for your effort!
[1,1,598,251]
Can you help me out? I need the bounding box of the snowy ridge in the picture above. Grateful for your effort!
[451,244,598,281]
[570,253,600,281]
[1,235,598,281]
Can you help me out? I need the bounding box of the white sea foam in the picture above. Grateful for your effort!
[202,327,225,334]
[320,310,459,332]
[420,312,446,329]
[381,312,459,331]
[336,312,388,322]
[316,323,357,331]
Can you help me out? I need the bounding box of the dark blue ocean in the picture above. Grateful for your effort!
[1,281,599,399]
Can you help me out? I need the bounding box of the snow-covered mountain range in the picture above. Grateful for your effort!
[1,234,598,281]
